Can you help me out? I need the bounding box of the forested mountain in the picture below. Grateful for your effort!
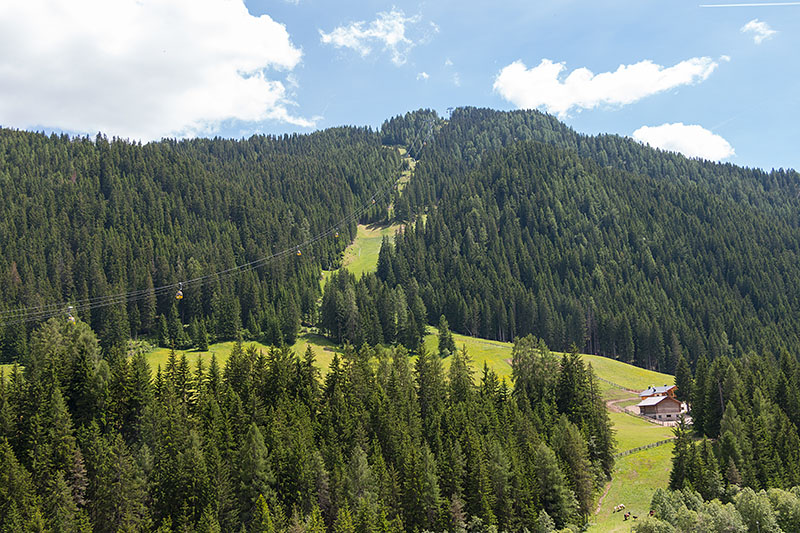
[3,106,800,531]
[3,108,800,372]
[378,108,800,371]
[0,127,399,360]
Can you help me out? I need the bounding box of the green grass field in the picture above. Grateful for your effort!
[144,330,343,374]
[396,148,415,192]
[145,340,270,372]
[591,443,675,532]
[609,411,674,452]
[341,224,399,278]
[321,223,401,287]
[422,327,514,380]
[584,356,674,393]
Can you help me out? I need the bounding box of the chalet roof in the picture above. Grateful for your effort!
[637,395,681,407]
[639,385,676,397]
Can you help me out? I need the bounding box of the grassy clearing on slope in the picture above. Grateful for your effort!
[610,411,674,452]
[144,331,343,375]
[422,328,676,394]
[603,387,638,402]
[423,327,514,381]
[291,332,342,372]
[591,443,674,533]
[341,224,399,278]
[397,149,415,192]
[145,340,271,372]
[582,355,674,393]
[321,223,400,287]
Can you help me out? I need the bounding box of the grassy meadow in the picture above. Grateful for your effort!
[143,331,343,374]
[321,223,400,288]
[590,443,675,532]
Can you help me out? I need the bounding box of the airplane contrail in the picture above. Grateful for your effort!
[701,2,800,6]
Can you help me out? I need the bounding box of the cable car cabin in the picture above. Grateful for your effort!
[67,315,76,324]
[296,248,302,256]
[334,231,339,238]
[175,290,183,300]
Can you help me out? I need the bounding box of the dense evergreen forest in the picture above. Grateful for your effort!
[4,106,800,530]
[378,108,800,371]
[0,127,399,360]
[0,319,612,532]
[628,349,800,532]
[3,108,800,372]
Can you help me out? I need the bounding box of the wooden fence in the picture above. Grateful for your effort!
[614,438,675,459]
[596,376,639,393]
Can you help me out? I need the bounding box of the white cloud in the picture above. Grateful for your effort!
[741,19,777,44]
[720,55,732,62]
[444,58,454,67]
[493,57,719,117]
[417,72,430,80]
[452,73,461,87]
[319,9,424,66]
[0,0,311,141]
[632,123,735,161]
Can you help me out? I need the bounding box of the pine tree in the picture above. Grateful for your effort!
[533,443,577,528]
[197,320,210,352]
[0,438,47,531]
[333,503,357,533]
[437,315,456,358]
[670,417,692,490]
[674,353,692,403]
[691,354,709,436]
[239,423,275,524]
[249,494,276,533]
[551,417,593,519]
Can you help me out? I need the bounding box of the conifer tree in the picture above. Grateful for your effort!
[692,354,709,436]
[533,443,577,528]
[249,494,276,533]
[670,417,692,490]
[438,315,456,358]
[674,353,692,403]
[239,423,276,524]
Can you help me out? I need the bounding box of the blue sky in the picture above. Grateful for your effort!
[1,1,798,170]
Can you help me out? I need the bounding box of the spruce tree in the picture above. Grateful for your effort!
[533,443,577,528]
[437,315,456,358]
[670,417,692,490]
[674,353,692,403]
[239,423,275,524]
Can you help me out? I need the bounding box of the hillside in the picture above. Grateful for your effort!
[5,107,800,531]
[4,108,800,373]
[0,127,400,360]
[385,108,800,370]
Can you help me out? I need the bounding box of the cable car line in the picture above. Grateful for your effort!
[0,151,411,328]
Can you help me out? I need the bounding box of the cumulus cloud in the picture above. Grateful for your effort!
[493,57,719,117]
[0,0,311,141]
[320,9,426,65]
[632,123,735,161]
[417,72,429,81]
[741,19,777,44]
